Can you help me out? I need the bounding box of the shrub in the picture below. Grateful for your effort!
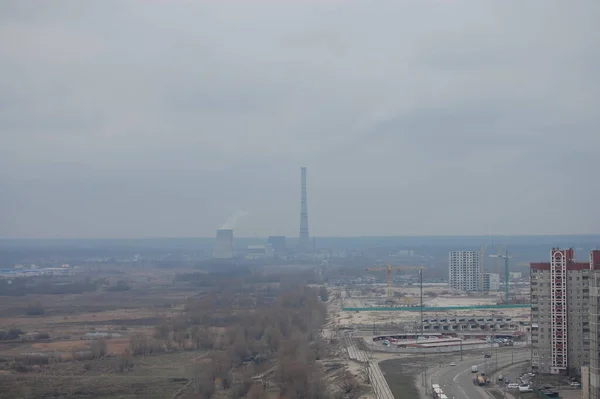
[34,332,50,340]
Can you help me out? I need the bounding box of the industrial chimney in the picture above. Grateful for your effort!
[298,167,310,251]
[213,229,234,259]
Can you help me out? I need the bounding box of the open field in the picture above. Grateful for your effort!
[378,359,422,399]
[0,263,362,399]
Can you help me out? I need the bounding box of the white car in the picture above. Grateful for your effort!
[519,386,533,393]
[570,382,582,388]
[449,362,456,366]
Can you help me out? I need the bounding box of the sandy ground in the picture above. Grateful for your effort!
[0,308,163,328]
[335,285,529,326]
[31,340,89,352]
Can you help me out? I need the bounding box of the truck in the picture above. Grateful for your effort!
[476,375,487,386]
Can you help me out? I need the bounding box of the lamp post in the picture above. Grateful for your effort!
[494,328,498,372]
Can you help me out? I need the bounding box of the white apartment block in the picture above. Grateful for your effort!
[449,251,481,292]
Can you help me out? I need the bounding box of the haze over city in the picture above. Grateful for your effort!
[1,0,599,239]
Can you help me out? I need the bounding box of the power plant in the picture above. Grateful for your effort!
[298,166,310,252]
[211,167,311,259]
[213,229,234,259]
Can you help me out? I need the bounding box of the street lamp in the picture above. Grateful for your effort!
[494,327,498,372]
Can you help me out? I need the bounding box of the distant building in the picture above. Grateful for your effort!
[530,248,591,375]
[483,273,500,291]
[245,244,274,260]
[267,236,286,254]
[449,251,481,291]
[509,271,522,279]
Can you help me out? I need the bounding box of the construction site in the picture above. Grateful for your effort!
[329,262,531,353]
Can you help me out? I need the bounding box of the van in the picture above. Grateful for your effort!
[471,366,478,373]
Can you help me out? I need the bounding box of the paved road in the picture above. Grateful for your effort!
[430,351,531,399]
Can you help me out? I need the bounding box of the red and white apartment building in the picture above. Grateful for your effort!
[530,248,600,376]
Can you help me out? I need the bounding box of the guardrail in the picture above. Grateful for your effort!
[342,304,531,312]
[360,337,529,354]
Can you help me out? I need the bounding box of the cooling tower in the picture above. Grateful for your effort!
[213,229,234,259]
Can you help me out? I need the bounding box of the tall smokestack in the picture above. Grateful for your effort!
[299,167,310,251]
[213,229,234,259]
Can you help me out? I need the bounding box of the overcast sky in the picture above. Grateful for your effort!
[1,0,599,239]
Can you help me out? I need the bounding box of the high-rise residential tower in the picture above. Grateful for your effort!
[298,167,310,251]
[530,248,590,375]
[588,250,600,398]
[449,251,481,291]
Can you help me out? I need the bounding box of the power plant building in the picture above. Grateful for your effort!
[530,248,591,375]
[213,229,235,259]
[267,236,286,254]
[449,251,481,292]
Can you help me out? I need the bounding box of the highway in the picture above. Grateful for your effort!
[430,350,531,399]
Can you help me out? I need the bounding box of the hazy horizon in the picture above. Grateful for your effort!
[2,1,599,238]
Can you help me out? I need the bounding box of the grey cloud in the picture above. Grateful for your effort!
[0,0,598,237]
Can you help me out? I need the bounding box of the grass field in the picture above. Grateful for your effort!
[0,374,188,399]
[378,359,421,399]
[0,351,206,399]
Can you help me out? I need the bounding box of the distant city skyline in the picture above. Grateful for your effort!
[1,1,599,238]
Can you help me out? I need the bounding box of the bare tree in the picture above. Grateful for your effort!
[90,339,107,359]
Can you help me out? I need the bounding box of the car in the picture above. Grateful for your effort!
[519,385,533,393]
[484,353,492,358]
[449,362,456,366]
[570,382,582,388]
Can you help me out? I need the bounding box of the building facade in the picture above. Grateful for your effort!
[530,248,590,375]
[483,273,500,291]
[588,250,600,399]
[449,251,481,292]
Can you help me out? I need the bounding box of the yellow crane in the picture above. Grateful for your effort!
[365,264,427,304]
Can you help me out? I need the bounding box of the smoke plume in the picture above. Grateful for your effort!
[219,209,249,230]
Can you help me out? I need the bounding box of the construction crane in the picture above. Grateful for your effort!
[365,264,427,304]
[489,250,513,303]
[479,244,488,293]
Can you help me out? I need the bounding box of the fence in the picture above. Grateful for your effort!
[361,338,529,354]
[342,304,531,312]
